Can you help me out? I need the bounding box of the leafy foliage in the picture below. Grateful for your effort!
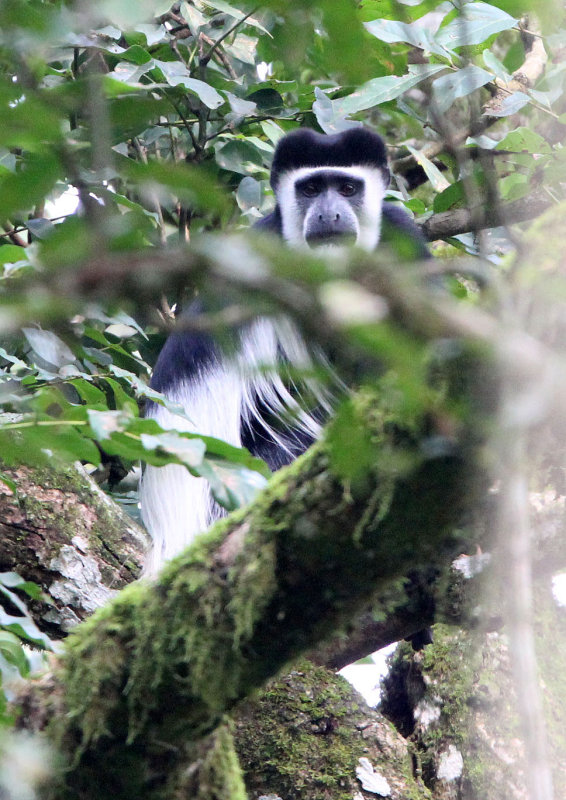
[0,572,53,725]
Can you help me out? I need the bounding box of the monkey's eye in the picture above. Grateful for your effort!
[339,182,357,197]
[300,182,319,197]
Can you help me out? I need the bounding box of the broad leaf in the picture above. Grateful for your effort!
[365,18,453,57]
[437,2,518,49]
[432,66,492,113]
[405,145,451,192]
[331,65,447,117]
[487,90,529,117]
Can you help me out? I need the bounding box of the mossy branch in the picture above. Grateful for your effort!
[34,381,486,798]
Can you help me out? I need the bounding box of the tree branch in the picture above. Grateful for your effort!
[421,191,554,240]
[21,371,486,795]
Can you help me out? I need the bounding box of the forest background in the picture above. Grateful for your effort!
[0,1,565,799]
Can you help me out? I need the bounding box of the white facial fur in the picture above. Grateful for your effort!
[275,165,388,251]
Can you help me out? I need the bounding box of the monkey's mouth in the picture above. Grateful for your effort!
[306,232,357,248]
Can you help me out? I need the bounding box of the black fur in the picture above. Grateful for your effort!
[270,128,389,189]
[151,128,429,457]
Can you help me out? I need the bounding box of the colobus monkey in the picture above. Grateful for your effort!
[140,127,429,576]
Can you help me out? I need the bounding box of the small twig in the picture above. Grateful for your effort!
[199,31,237,79]
[1,224,28,247]
[200,6,260,67]
[131,138,167,245]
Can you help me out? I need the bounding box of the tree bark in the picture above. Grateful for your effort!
[0,463,147,636]
[381,583,566,799]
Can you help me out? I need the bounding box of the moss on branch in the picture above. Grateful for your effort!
[40,385,483,798]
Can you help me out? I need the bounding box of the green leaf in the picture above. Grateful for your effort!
[482,48,511,81]
[487,90,529,117]
[134,23,167,46]
[198,0,271,36]
[119,158,227,212]
[120,45,152,65]
[0,152,62,220]
[364,18,454,57]
[437,2,518,49]
[499,172,529,202]
[181,1,207,32]
[26,217,55,240]
[108,94,170,143]
[405,145,451,192]
[236,177,262,211]
[0,582,31,617]
[319,0,374,83]
[140,431,207,468]
[432,65,492,113]
[313,87,359,135]
[0,608,51,649]
[225,91,257,116]
[496,127,553,154]
[0,573,42,602]
[22,328,75,369]
[87,408,134,440]
[153,61,224,108]
[229,34,258,66]
[331,65,447,117]
[200,459,268,512]
[0,631,29,677]
[403,198,426,215]
[0,87,64,152]
[215,140,266,176]
[0,245,27,266]
[326,399,376,488]
[0,474,17,496]
[104,376,135,409]
[31,423,102,466]
[434,181,465,213]
[71,379,108,407]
